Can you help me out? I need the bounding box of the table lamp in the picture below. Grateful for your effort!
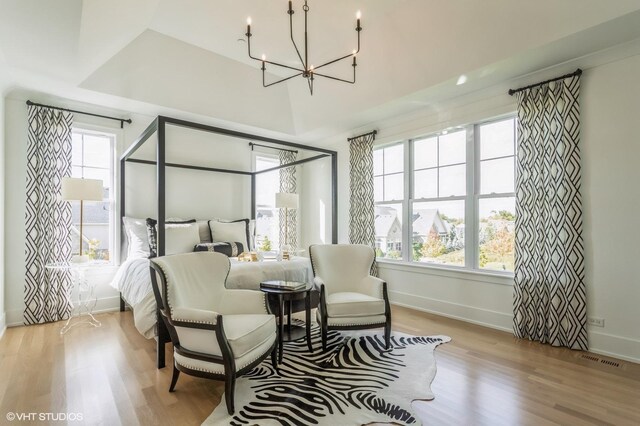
[62,177,103,263]
[276,192,298,259]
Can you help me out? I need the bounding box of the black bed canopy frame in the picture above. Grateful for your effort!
[120,115,338,259]
[120,116,338,369]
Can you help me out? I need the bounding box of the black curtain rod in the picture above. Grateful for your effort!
[508,68,582,96]
[348,129,377,142]
[26,100,132,128]
[248,142,298,153]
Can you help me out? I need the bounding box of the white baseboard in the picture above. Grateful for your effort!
[390,290,640,364]
[0,312,6,340]
[588,330,640,364]
[6,295,121,327]
[389,290,513,333]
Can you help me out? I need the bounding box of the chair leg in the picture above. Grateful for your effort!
[271,342,278,371]
[169,362,180,392]
[321,322,328,351]
[224,374,236,415]
[384,320,391,349]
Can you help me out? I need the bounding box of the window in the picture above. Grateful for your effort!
[374,144,404,260]
[477,119,516,272]
[413,130,466,266]
[373,116,517,274]
[71,128,116,261]
[254,154,280,252]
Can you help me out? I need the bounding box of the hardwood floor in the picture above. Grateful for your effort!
[0,306,638,425]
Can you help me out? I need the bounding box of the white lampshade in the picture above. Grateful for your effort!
[61,177,103,201]
[275,192,299,209]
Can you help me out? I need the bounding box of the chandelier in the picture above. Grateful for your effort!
[245,0,362,95]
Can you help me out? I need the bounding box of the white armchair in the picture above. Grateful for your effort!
[309,244,391,350]
[149,252,277,415]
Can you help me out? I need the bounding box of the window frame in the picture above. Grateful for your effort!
[71,125,117,265]
[373,141,407,260]
[374,114,517,277]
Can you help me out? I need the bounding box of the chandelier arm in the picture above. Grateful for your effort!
[313,71,355,84]
[248,24,304,73]
[263,72,304,88]
[313,28,360,71]
[314,53,354,71]
[262,60,305,73]
[289,8,306,69]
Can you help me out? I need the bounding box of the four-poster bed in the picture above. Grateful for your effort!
[118,115,338,368]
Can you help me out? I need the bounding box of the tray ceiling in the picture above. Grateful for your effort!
[1,0,640,139]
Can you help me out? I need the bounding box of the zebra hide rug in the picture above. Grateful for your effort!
[204,328,450,426]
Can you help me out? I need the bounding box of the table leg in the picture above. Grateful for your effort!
[278,294,284,363]
[287,300,292,333]
[305,289,312,352]
[60,268,101,335]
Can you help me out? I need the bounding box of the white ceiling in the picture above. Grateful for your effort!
[2,0,640,140]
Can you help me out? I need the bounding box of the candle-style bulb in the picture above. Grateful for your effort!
[310,65,314,72]
[261,54,266,61]
[247,17,252,25]
[356,10,361,19]
[352,49,357,56]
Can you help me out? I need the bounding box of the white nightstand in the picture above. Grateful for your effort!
[45,261,103,334]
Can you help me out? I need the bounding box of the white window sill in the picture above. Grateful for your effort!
[376,259,514,286]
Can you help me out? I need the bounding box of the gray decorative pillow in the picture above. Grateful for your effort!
[193,242,245,257]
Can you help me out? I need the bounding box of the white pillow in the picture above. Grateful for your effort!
[163,223,200,256]
[196,220,212,243]
[208,220,250,253]
[123,217,150,260]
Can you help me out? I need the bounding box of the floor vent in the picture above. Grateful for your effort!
[600,359,621,368]
[580,354,621,368]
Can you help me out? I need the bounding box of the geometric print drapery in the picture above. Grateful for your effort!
[513,73,587,350]
[24,105,74,325]
[348,131,377,275]
[279,150,297,250]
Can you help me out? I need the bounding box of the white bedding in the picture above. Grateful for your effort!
[111,256,313,338]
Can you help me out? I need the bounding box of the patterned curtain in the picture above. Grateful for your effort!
[348,132,377,275]
[513,74,587,350]
[279,150,297,249]
[24,105,74,324]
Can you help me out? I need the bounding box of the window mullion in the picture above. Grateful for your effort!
[403,139,412,262]
[465,124,477,270]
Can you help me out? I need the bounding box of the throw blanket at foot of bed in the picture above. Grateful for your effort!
[204,329,451,426]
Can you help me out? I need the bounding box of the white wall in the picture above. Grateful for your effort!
[580,55,640,360]
[0,92,6,337]
[309,51,640,363]
[299,156,333,248]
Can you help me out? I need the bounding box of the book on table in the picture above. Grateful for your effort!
[260,280,306,291]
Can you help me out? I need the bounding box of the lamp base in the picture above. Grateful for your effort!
[70,255,90,264]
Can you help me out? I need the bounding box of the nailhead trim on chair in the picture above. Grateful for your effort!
[175,335,275,374]
[175,357,224,375]
[173,317,217,325]
[316,311,386,327]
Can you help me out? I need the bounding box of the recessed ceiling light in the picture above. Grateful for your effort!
[456,75,467,85]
